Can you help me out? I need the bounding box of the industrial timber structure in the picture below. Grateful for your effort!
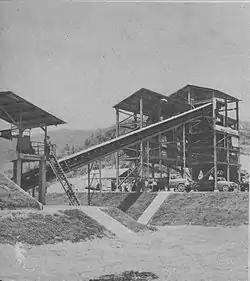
[0,84,241,205]
[114,85,241,190]
[0,91,80,205]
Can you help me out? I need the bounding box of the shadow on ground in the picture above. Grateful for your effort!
[117,193,142,212]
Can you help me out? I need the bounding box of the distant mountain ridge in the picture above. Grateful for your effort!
[0,128,94,172]
[0,120,250,172]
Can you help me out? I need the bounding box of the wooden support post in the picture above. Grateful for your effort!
[32,187,35,198]
[38,155,46,205]
[235,101,240,180]
[187,124,192,179]
[115,109,119,188]
[147,140,150,178]
[152,163,155,179]
[236,101,240,180]
[183,124,186,179]
[88,164,91,206]
[224,98,230,181]
[159,134,162,178]
[13,159,22,187]
[99,159,102,192]
[16,159,22,187]
[166,166,170,191]
[134,113,139,180]
[212,93,218,191]
[236,101,239,131]
[237,160,241,182]
[158,106,162,178]
[13,161,17,184]
[226,136,230,181]
[224,98,227,149]
[140,96,143,179]
[187,86,193,179]
[44,125,48,157]
[224,98,228,127]
[14,118,23,187]
[188,86,191,105]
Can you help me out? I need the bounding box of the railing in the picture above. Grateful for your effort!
[30,141,57,157]
[30,141,45,155]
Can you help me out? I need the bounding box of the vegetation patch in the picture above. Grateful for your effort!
[89,270,159,281]
[151,192,249,227]
[46,192,129,207]
[0,209,112,245]
[102,207,157,232]
[46,192,157,221]
[0,173,41,210]
[0,189,41,210]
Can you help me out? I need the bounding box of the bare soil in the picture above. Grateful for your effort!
[0,226,247,281]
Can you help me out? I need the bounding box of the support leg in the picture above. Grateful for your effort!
[38,156,46,205]
[13,159,22,187]
[88,164,91,206]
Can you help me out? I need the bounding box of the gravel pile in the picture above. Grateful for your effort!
[0,209,112,245]
[89,271,159,281]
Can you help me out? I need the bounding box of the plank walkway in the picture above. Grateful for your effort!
[137,192,171,225]
[44,205,137,241]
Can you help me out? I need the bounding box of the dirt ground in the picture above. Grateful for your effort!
[0,225,248,281]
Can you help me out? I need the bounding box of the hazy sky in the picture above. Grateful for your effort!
[0,2,250,131]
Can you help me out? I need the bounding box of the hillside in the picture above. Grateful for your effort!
[0,128,94,172]
[0,119,250,173]
[33,128,94,155]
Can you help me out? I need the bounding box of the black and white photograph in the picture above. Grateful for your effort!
[0,1,249,280]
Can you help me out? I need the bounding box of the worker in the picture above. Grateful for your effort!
[144,179,150,192]
[152,178,158,192]
[45,136,52,156]
[131,180,137,192]
[137,178,144,193]
[111,180,116,191]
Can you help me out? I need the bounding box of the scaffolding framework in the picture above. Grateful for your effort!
[0,91,65,204]
[113,85,241,190]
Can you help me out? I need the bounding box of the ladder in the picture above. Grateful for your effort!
[47,151,80,206]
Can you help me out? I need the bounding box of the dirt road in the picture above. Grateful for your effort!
[0,226,248,281]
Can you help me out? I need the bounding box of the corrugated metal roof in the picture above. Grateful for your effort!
[113,88,191,115]
[0,91,66,129]
[168,84,240,103]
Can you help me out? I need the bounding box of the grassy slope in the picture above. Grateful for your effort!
[47,192,157,221]
[0,174,41,210]
[101,207,157,233]
[47,192,157,217]
[46,192,129,206]
[0,209,112,245]
[0,190,41,210]
[151,192,249,227]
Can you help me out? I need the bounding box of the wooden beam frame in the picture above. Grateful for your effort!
[212,92,218,191]
[140,96,143,178]
[115,109,119,188]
